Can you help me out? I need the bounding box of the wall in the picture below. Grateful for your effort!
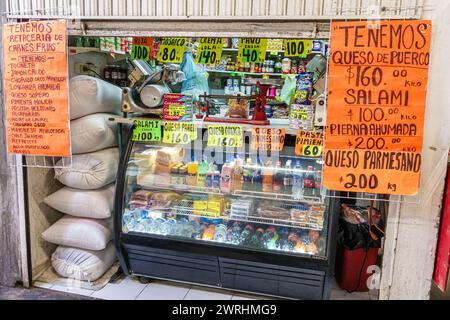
[379,0,450,300]
[5,0,424,20]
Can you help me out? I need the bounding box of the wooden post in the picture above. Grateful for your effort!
[0,2,23,287]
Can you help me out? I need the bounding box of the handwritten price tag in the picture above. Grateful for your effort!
[168,105,186,117]
[157,38,187,63]
[238,38,267,64]
[284,39,313,57]
[295,130,324,157]
[131,37,153,61]
[207,125,243,148]
[162,122,197,144]
[132,119,161,142]
[250,128,285,151]
[195,38,224,65]
[290,109,309,120]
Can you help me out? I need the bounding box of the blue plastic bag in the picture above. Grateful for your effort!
[180,52,210,100]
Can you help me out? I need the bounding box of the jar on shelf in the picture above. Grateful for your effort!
[282,57,291,74]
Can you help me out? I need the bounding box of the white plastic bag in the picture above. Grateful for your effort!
[42,215,112,251]
[52,242,117,282]
[44,184,115,219]
[69,75,122,120]
[55,148,119,190]
[70,113,118,155]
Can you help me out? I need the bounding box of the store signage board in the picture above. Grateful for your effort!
[295,130,324,157]
[131,37,154,61]
[157,37,187,63]
[163,93,193,121]
[323,20,432,195]
[132,119,161,142]
[162,121,197,144]
[250,128,285,151]
[195,38,224,65]
[283,39,313,58]
[207,125,243,148]
[237,38,268,64]
[2,20,71,156]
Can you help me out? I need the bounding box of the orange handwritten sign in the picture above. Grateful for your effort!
[323,20,432,195]
[295,130,324,157]
[250,128,285,151]
[3,20,71,156]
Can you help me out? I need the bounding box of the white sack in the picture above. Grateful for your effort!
[69,75,122,120]
[52,242,117,282]
[44,184,115,219]
[70,113,118,154]
[42,215,112,251]
[55,148,119,190]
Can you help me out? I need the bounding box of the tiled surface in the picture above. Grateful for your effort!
[184,286,233,300]
[90,276,147,300]
[35,275,373,300]
[137,282,191,300]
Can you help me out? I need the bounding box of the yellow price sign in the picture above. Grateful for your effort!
[196,38,224,64]
[290,109,309,120]
[168,105,186,117]
[207,125,243,148]
[284,39,313,57]
[162,122,197,144]
[157,37,187,63]
[301,145,323,157]
[237,38,267,64]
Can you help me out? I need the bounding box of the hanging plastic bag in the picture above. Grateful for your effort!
[180,52,210,100]
[279,74,297,105]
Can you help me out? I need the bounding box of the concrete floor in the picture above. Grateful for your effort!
[0,286,94,300]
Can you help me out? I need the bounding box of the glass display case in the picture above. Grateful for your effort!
[114,127,339,300]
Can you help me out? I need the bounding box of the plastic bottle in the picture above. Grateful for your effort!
[232,156,243,191]
[252,157,263,192]
[197,156,209,187]
[273,160,284,194]
[220,160,234,193]
[242,158,254,191]
[303,165,315,197]
[314,170,322,198]
[239,224,255,245]
[292,160,304,200]
[186,158,199,187]
[283,160,293,195]
[249,228,265,248]
[213,224,228,242]
[262,160,273,193]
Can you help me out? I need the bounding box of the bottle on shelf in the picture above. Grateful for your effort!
[262,160,273,193]
[314,170,322,198]
[220,160,234,193]
[252,157,263,192]
[178,165,187,186]
[273,160,284,194]
[242,158,254,191]
[197,156,209,187]
[303,165,316,197]
[239,224,255,245]
[186,158,199,187]
[283,160,293,195]
[292,160,304,200]
[232,156,243,191]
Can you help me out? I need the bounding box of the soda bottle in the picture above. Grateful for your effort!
[277,227,289,250]
[263,226,279,250]
[283,160,293,195]
[233,156,243,191]
[197,155,209,187]
[262,160,273,193]
[249,228,265,247]
[314,170,322,198]
[252,157,263,192]
[303,165,315,197]
[292,160,304,200]
[242,158,254,191]
[273,160,284,194]
[239,224,255,245]
[213,224,228,242]
[287,231,300,251]
[227,221,244,244]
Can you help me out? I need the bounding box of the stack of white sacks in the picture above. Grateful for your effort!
[41,75,122,282]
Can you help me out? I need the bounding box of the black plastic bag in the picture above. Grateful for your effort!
[337,218,384,250]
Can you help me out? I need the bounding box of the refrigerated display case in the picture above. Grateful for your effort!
[114,125,339,300]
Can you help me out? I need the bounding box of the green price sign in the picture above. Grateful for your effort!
[241,48,261,63]
[131,45,150,60]
[132,119,161,142]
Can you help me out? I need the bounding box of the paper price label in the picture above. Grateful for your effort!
[196,38,224,65]
[207,125,243,148]
[290,109,309,120]
[284,39,313,57]
[238,38,267,64]
[132,119,161,142]
[131,37,153,61]
[162,122,197,144]
[250,128,285,151]
[295,130,324,157]
[157,38,187,63]
[168,105,186,117]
